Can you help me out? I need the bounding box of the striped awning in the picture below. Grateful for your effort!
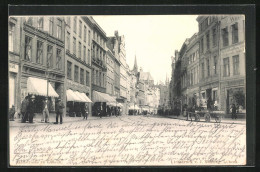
[92,91,117,102]
[27,77,59,97]
[66,89,82,102]
[79,92,92,103]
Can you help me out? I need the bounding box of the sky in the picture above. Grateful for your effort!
[93,15,198,84]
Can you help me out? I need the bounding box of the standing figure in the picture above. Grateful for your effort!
[83,104,89,120]
[9,105,15,121]
[27,95,36,123]
[42,97,50,123]
[54,98,64,124]
[21,96,29,123]
[231,104,237,119]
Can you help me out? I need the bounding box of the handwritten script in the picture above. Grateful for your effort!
[9,116,246,166]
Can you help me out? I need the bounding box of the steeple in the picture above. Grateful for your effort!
[132,54,138,75]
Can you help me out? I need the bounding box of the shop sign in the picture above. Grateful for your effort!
[9,63,18,73]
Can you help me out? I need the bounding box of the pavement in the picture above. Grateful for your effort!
[9,112,246,127]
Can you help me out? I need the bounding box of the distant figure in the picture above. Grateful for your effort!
[27,95,36,123]
[21,96,29,123]
[9,105,15,121]
[83,104,89,120]
[54,98,65,124]
[42,97,50,123]
[231,104,237,119]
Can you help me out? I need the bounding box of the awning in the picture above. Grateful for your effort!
[27,77,59,97]
[66,89,82,102]
[92,91,116,102]
[79,92,92,103]
[75,91,88,102]
[129,105,140,110]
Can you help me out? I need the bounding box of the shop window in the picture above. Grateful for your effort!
[57,19,62,39]
[74,65,79,82]
[233,55,239,75]
[24,36,32,61]
[80,68,84,84]
[37,17,44,30]
[36,40,43,64]
[86,71,90,86]
[223,57,230,77]
[49,17,54,36]
[47,45,53,68]
[67,61,72,80]
[9,22,15,52]
[56,49,62,70]
[232,23,239,44]
[222,27,229,47]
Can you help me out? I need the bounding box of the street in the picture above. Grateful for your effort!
[9,115,246,166]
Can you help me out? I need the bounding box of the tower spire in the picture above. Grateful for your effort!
[132,54,138,74]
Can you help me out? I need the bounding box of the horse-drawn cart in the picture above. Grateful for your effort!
[187,108,225,123]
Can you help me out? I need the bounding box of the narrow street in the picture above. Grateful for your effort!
[9,115,246,166]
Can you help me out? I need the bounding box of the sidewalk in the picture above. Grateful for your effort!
[160,114,246,125]
[9,113,119,127]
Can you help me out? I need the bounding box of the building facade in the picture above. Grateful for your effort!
[106,48,115,96]
[20,16,66,113]
[64,16,92,116]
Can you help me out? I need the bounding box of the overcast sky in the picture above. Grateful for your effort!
[93,15,198,84]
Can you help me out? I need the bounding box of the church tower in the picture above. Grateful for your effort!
[132,54,138,75]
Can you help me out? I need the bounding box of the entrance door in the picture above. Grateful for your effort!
[9,73,16,108]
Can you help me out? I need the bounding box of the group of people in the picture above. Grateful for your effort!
[93,103,122,118]
[19,95,65,124]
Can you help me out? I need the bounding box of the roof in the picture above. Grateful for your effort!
[139,72,154,81]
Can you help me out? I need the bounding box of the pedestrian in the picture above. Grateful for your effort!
[54,98,64,124]
[21,96,29,123]
[83,104,89,120]
[9,105,15,121]
[27,95,36,123]
[42,97,50,123]
[231,104,237,119]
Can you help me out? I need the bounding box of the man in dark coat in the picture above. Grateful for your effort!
[231,104,237,119]
[54,98,65,124]
[21,96,29,123]
[42,97,50,123]
[27,95,36,123]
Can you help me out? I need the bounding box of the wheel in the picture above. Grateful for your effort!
[205,113,211,122]
[195,113,200,121]
[215,114,222,123]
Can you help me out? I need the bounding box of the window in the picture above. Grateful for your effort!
[88,49,90,64]
[200,38,204,53]
[56,49,62,70]
[9,22,15,52]
[66,17,70,27]
[213,56,217,75]
[78,42,81,59]
[212,28,217,47]
[79,20,82,38]
[222,27,229,47]
[67,61,72,80]
[26,17,33,26]
[88,30,91,45]
[36,41,43,64]
[96,70,98,85]
[223,57,230,77]
[57,19,62,39]
[84,25,86,42]
[47,45,53,68]
[80,68,84,84]
[201,62,204,79]
[37,17,43,30]
[49,17,54,35]
[99,72,102,86]
[73,37,76,55]
[86,71,90,86]
[206,33,210,50]
[232,23,239,44]
[92,69,95,84]
[74,65,79,82]
[66,32,70,50]
[213,90,218,102]
[24,36,32,61]
[207,59,210,77]
[103,73,105,87]
[73,17,77,33]
[83,46,86,62]
[233,55,239,75]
